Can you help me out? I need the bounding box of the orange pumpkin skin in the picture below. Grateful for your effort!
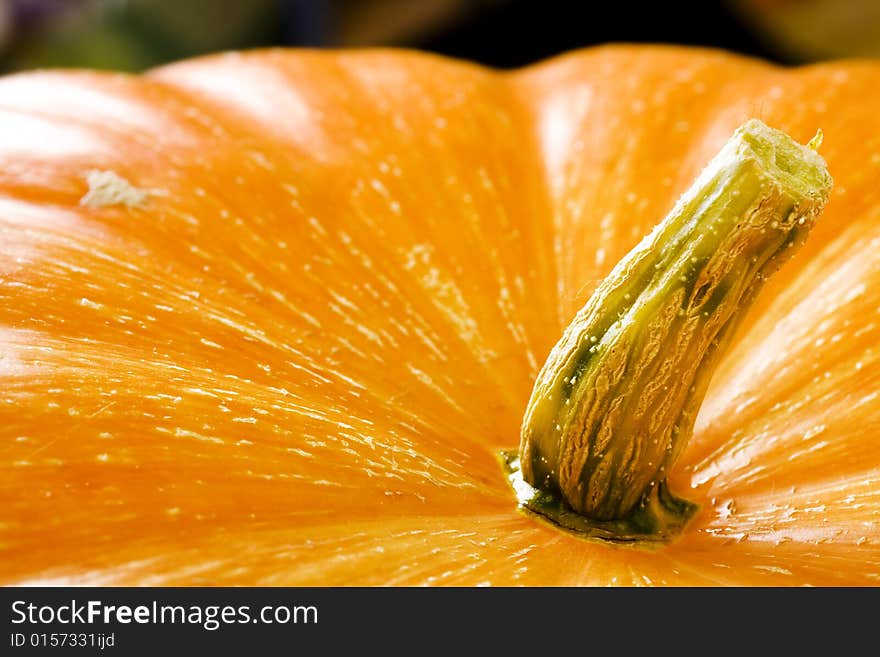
[1,45,879,586]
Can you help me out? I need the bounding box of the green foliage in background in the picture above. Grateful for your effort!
[4,0,280,73]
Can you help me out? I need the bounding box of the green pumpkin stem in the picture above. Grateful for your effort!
[510,119,833,542]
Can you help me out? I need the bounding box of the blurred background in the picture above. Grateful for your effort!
[1,0,879,74]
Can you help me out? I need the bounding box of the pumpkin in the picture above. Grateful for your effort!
[1,44,878,586]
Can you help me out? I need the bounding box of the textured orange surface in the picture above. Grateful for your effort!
[1,46,878,585]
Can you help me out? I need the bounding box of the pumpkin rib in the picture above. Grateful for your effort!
[512,46,774,323]
[1,45,879,585]
[146,52,547,436]
[149,50,563,389]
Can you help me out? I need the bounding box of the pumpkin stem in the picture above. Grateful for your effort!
[511,119,833,543]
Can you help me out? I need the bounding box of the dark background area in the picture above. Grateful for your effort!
[419,1,778,68]
[1,0,879,73]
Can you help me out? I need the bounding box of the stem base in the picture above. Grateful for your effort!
[501,450,698,545]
